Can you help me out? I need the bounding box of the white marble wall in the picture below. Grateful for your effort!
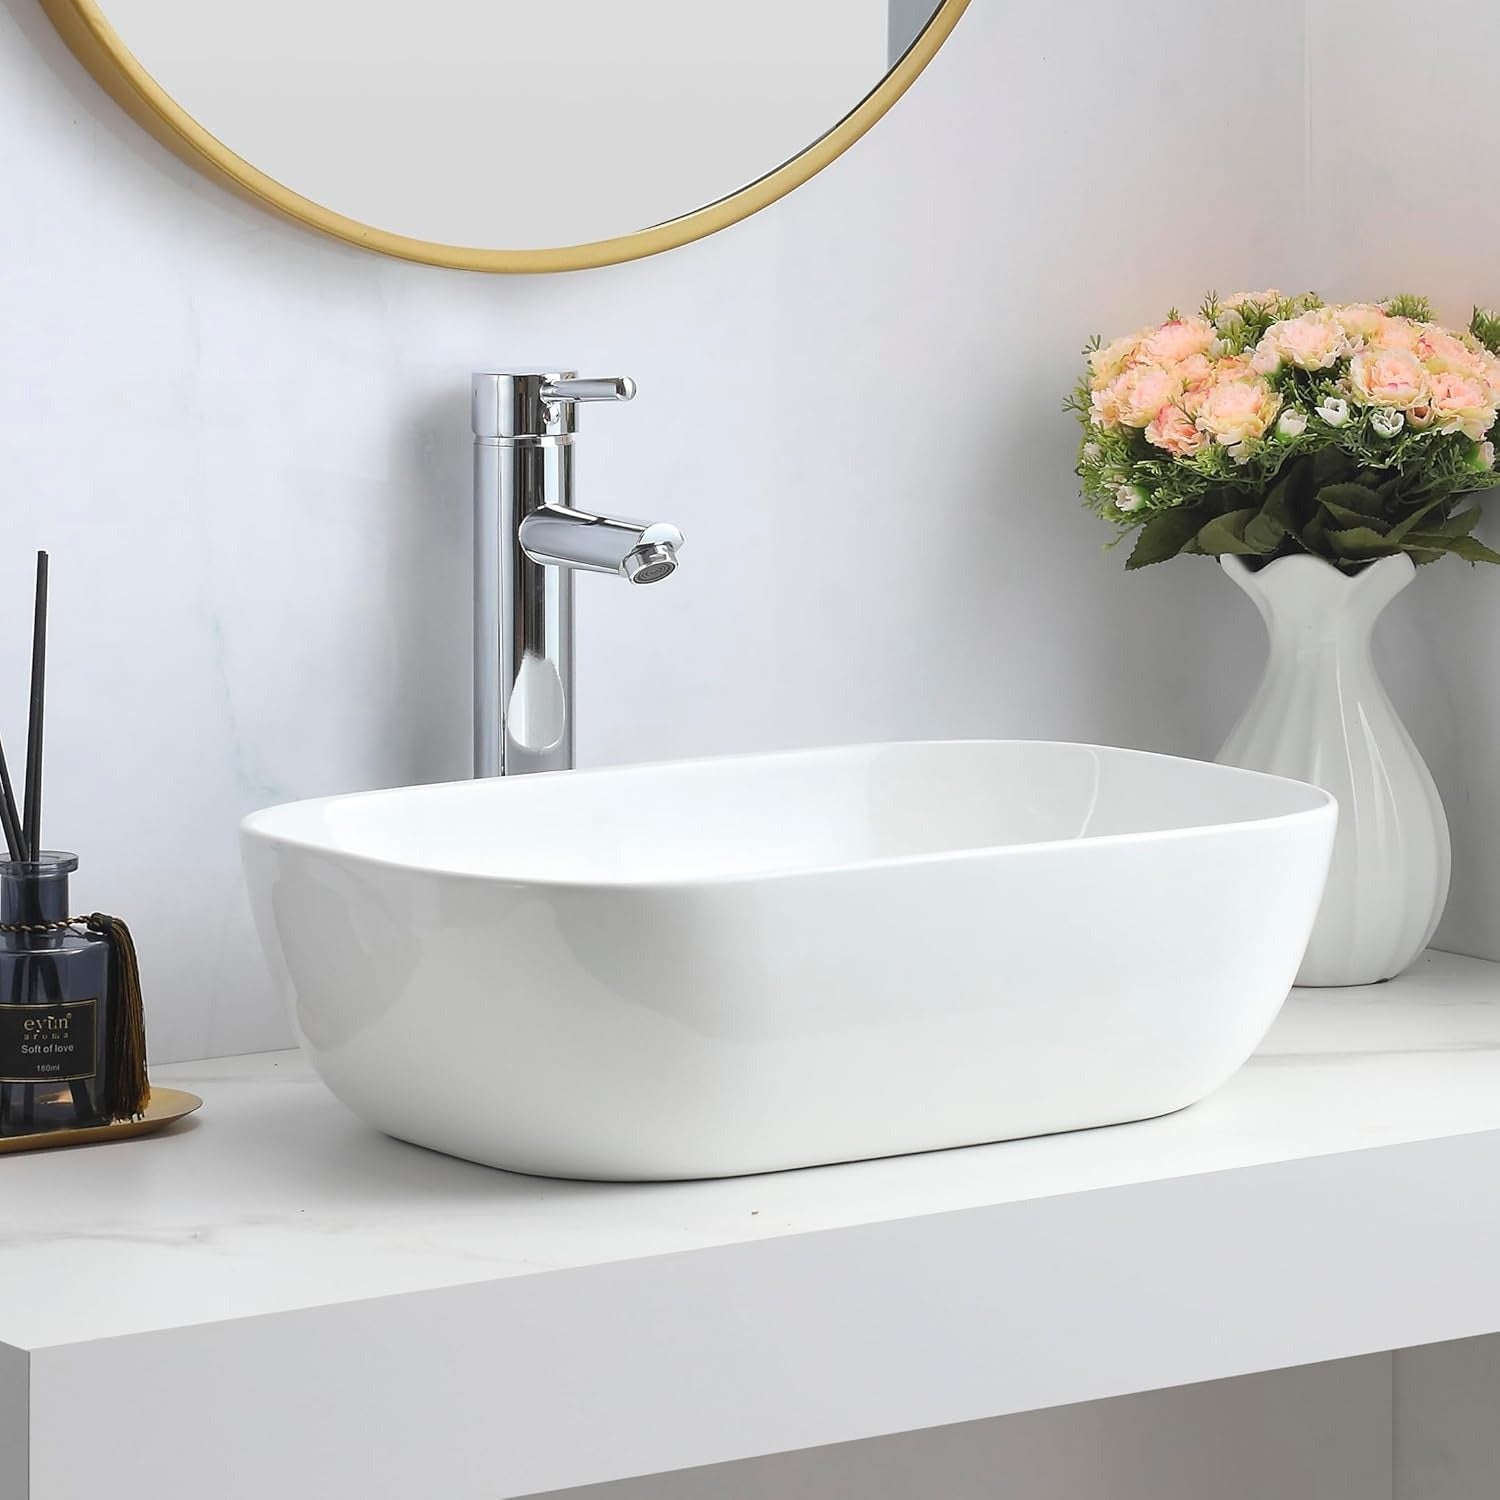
[0,0,1309,1061]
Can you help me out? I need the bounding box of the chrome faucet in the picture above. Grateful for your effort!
[472,371,683,776]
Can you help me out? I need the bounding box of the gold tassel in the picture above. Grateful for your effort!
[86,913,149,1121]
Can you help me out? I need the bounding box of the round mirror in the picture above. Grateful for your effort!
[43,0,969,272]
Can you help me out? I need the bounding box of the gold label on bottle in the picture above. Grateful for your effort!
[0,999,99,1083]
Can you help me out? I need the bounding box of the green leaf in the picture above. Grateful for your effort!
[1316,482,1385,518]
[1261,477,1296,529]
[1196,507,1263,556]
[1404,533,1500,565]
[1431,506,1483,538]
[1385,293,1434,322]
[1126,508,1205,570]
[1386,495,1453,542]
[1321,500,1389,531]
[1310,448,1353,487]
[1472,306,1500,357]
[1243,503,1288,554]
[1327,526,1400,561]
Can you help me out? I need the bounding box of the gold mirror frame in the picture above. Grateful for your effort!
[40,0,970,274]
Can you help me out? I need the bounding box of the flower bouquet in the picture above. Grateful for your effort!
[1069,291,1500,988]
[1070,292,1500,571]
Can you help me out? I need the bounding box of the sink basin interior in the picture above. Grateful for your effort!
[246,740,1329,886]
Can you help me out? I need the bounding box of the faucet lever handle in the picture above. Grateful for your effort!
[540,377,637,404]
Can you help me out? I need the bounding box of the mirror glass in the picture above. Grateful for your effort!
[79,0,949,254]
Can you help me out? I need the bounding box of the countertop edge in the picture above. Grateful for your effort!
[21,1126,1500,1498]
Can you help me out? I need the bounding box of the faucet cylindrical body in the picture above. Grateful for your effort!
[473,414,574,777]
[472,370,681,778]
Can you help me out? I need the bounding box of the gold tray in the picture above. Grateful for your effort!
[0,1086,203,1154]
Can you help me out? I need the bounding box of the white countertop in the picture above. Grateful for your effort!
[6,948,1500,1350]
[8,949,1500,1500]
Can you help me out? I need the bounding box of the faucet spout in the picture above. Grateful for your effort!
[519,504,684,585]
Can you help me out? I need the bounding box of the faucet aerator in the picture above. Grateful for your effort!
[623,543,679,585]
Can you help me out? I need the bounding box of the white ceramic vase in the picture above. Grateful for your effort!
[1217,553,1450,987]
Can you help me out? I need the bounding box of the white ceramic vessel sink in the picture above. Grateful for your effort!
[242,741,1335,1180]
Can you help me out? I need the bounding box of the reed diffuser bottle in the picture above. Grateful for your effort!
[0,853,111,1131]
[0,552,147,1138]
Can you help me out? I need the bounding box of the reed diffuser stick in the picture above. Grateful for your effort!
[13,550,49,1124]
[0,740,20,863]
[22,551,47,863]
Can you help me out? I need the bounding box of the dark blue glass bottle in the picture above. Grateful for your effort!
[0,853,110,1135]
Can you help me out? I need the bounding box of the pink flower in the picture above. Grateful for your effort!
[1212,353,1256,381]
[1373,317,1422,352]
[1414,325,1486,375]
[1088,330,1148,390]
[1089,386,1120,427]
[1179,370,1217,417]
[1140,319,1215,365]
[1349,347,1428,408]
[1223,288,1284,309]
[1176,352,1214,385]
[1428,371,1498,440]
[1145,403,1207,457]
[1195,376,1281,448]
[1253,310,1350,372]
[1107,362,1185,428]
[1335,303,1388,340]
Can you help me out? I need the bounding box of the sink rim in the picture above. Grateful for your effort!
[242,739,1336,894]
